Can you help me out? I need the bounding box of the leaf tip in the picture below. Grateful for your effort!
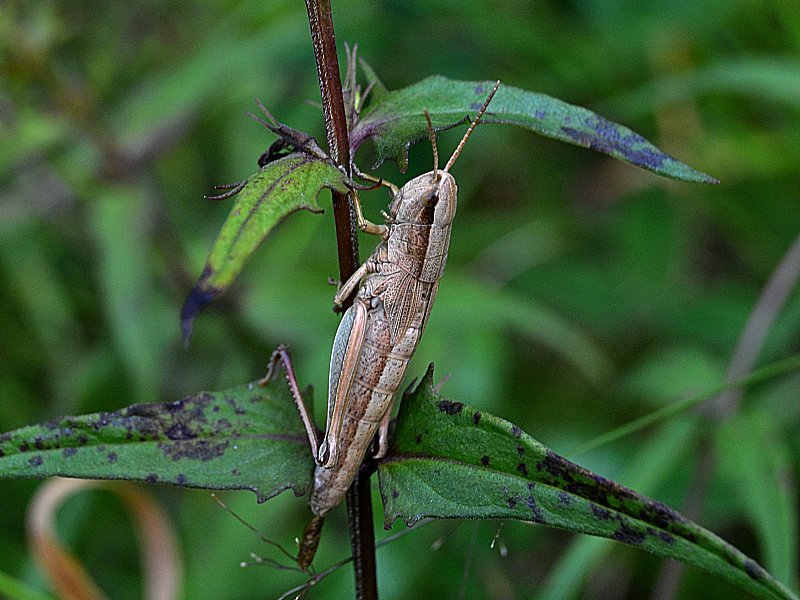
[672,164,720,185]
[180,283,218,346]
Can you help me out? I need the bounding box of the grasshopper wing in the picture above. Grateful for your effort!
[321,298,368,467]
[382,272,421,345]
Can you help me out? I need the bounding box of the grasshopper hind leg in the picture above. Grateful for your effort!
[260,345,321,463]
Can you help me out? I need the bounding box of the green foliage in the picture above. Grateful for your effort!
[0,381,314,502]
[4,360,796,599]
[186,72,714,347]
[0,569,55,600]
[537,419,702,599]
[717,413,799,590]
[2,1,800,599]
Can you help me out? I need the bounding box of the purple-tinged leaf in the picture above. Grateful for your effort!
[351,76,717,183]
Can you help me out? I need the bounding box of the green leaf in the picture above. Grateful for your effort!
[379,367,798,600]
[351,75,717,183]
[0,108,69,180]
[717,413,799,590]
[181,153,350,342]
[0,379,314,503]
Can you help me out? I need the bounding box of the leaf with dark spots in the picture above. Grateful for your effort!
[181,153,350,343]
[351,76,717,183]
[378,368,798,600]
[613,522,646,546]
[157,440,228,462]
[437,400,463,415]
[0,378,315,503]
[165,423,197,441]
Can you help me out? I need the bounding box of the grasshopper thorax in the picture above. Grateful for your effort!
[389,170,457,227]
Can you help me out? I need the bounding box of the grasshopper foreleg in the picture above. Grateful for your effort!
[351,190,388,237]
[353,164,400,198]
[259,345,321,463]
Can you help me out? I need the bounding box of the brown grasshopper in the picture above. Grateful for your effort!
[262,80,500,566]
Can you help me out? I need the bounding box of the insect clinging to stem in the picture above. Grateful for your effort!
[262,80,501,568]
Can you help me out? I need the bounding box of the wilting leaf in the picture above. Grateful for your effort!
[181,153,350,342]
[351,76,717,183]
[27,479,181,600]
[0,378,314,503]
[378,367,798,600]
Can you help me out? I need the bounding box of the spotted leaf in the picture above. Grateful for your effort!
[378,366,797,600]
[351,75,717,183]
[0,378,315,503]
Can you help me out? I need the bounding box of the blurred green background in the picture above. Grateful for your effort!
[2,0,799,598]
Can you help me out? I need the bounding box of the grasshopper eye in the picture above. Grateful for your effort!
[421,188,439,207]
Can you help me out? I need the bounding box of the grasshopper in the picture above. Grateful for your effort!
[262,80,500,566]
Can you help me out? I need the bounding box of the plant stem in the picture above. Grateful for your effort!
[347,461,379,600]
[305,0,359,290]
[304,2,378,599]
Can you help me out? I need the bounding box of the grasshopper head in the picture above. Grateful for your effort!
[387,81,499,229]
[390,170,457,227]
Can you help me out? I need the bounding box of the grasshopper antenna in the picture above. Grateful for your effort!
[443,80,500,173]
[424,110,439,179]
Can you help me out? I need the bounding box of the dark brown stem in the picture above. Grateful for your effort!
[305,0,360,293]
[305,3,378,599]
[347,460,379,600]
